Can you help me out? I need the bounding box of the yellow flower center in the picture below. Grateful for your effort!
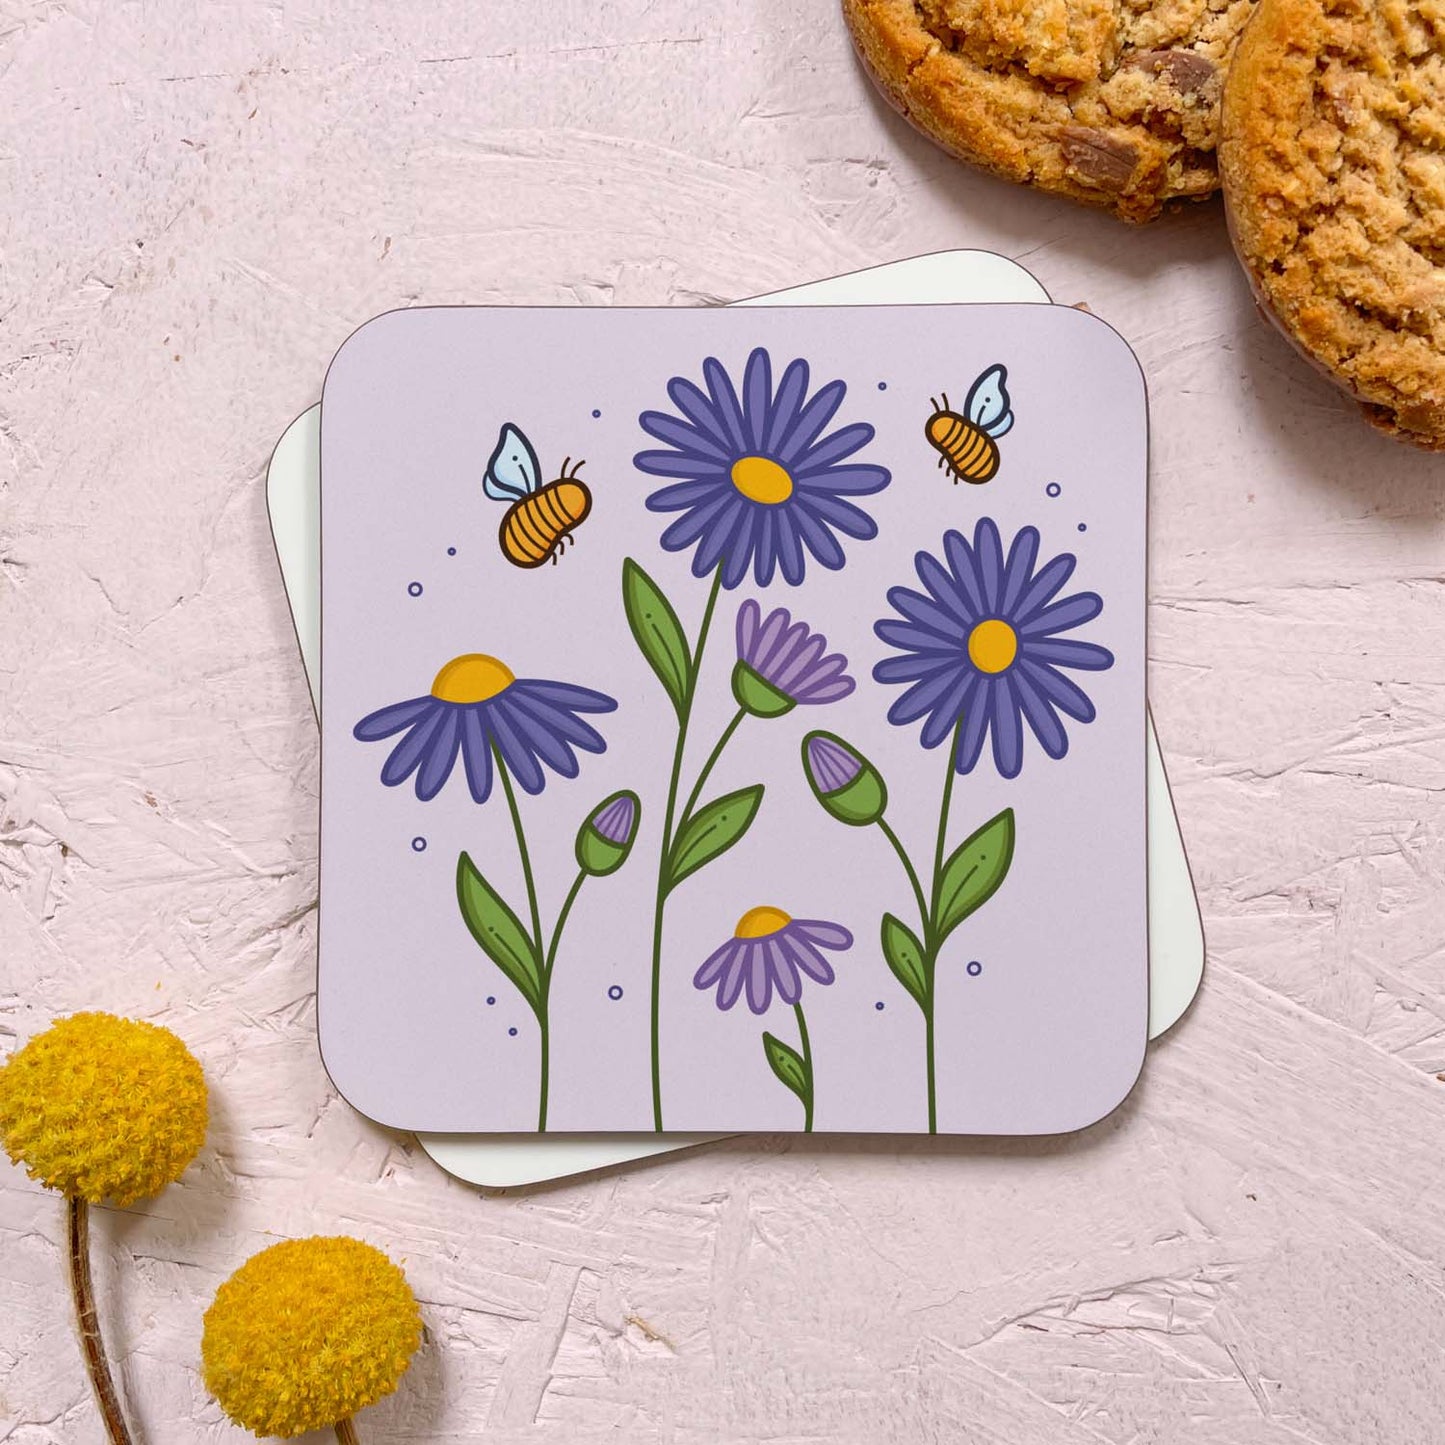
[430,653,516,704]
[733,905,792,939]
[730,455,794,505]
[967,619,1018,675]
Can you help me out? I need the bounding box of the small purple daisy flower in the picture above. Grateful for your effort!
[693,906,853,1015]
[635,346,890,589]
[576,789,641,877]
[353,652,616,803]
[732,599,855,717]
[873,519,1113,780]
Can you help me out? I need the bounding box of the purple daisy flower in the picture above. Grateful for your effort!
[635,346,890,589]
[873,519,1113,780]
[353,652,616,803]
[731,599,855,717]
[693,906,853,1015]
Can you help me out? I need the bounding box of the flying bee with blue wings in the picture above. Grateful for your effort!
[924,364,1014,484]
[484,423,594,568]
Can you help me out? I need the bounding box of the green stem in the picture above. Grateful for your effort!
[922,721,965,1136]
[877,816,930,935]
[650,565,725,1131]
[497,750,547,1130]
[544,871,587,982]
[678,707,746,830]
[794,1003,814,1133]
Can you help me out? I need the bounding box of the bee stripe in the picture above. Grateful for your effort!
[522,501,555,551]
[542,486,570,531]
[941,418,967,452]
[511,506,550,560]
[956,428,990,476]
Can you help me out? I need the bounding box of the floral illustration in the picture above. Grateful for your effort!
[353,655,637,1132]
[634,346,891,589]
[873,518,1114,779]
[694,906,853,1130]
[353,653,616,802]
[621,558,857,1129]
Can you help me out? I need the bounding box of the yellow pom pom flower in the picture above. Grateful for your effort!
[202,1236,423,1440]
[0,1011,207,1207]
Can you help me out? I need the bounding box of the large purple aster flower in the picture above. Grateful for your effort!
[873,519,1114,780]
[635,346,890,589]
[731,598,855,717]
[353,652,616,802]
[693,906,852,1015]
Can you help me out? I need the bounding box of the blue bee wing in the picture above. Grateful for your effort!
[484,424,541,501]
[964,365,1014,438]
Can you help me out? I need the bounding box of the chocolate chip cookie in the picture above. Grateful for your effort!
[1220,0,1445,449]
[843,0,1257,223]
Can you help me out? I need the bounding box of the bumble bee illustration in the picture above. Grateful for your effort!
[484,423,593,568]
[924,364,1014,484]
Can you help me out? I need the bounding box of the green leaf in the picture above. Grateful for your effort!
[881,912,928,1009]
[935,808,1015,942]
[762,1032,809,1103]
[622,558,691,717]
[455,852,543,1014]
[668,784,764,887]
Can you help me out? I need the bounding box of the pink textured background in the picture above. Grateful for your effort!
[2,4,1443,1442]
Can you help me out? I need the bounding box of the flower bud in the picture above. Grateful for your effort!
[575,790,641,876]
[731,660,796,719]
[801,731,887,827]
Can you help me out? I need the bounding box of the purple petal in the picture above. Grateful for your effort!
[794,422,873,475]
[796,464,889,496]
[354,696,435,741]
[735,597,762,658]
[514,680,616,714]
[1013,553,1077,623]
[693,496,750,576]
[1025,638,1114,671]
[639,410,732,462]
[660,492,738,552]
[806,735,860,791]
[645,479,727,513]
[771,940,804,1006]
[873,651,955,684]
[917,552,980,627]
[885,667,966,726]
[774,512,806,585]
[791,919,853,950]
[875,618,957,653]
[919,669,979,751]
[718,511,757,589]
[942,530,989,618]
[1011,667,1069,759]
[954,682,991,774]
[974,518,1005,612]
[667,375,733,451]
[743,348,772,451]
[744,942,773,1015]
[768,633,824,691]
[592,794,636,843]
[703,356,749,454]
[786,936,837,986]
[752,511,778,587]
[886,585,968,644]
[1019,658,1097,722]
[990,675,1024,779]
[460,708,494,803]
[379,707,447,787]
[499,696,579,779]
[998,526,1041,616]
[763,359,810,454]
[791,507,846,569]
[415,708,462,800]
[508,692,608,753]
[488,704,546,795]
[694,938,735,990]
[718,944,750,1010]
[798,493,878,541]
[777,380,846,466]
[634,449,727,479]
[1021,592,1103,638]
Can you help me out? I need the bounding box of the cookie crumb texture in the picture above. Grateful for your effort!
[843,0,1257,223]
[1222,0,1445,448]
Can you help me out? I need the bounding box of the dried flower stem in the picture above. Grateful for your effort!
[67,1195,133,1445]
[335,1418,360,1444]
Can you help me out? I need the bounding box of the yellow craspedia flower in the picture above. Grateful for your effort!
[0,1011,207,1206]
[202,1236,422,1439]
